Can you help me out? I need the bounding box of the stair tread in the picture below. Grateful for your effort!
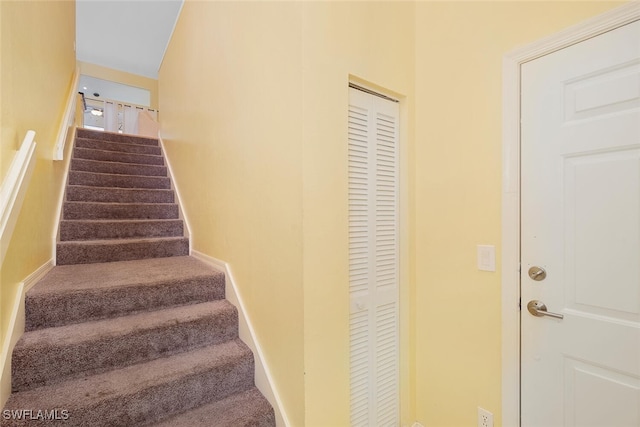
[60,218,182,229]
[75,142,161,157]
[29,257,219,296]
[75,145,161,154]
[4,339,252,409]
[68,171,171,190]
[69,169,170,180]
[56,238,188,265]
[61,218,183,224]
[65,186,175,204]
[71,158,167,175]
[59,219,184,242]
[18,300,234,349]
[13,301,238,392]
[57,236,187,245]
[74,147,164,165]
[71,157,164,167]
[65,201,177,206]
[76,138,160,150]
[67,184,173,191]
[77,129,159,146]
[153,387,274,427]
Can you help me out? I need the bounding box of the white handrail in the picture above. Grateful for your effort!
[0,130,37,266]
[53,68,80,161]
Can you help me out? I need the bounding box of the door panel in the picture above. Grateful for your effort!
[348,87,400,426]
[521,20,640,427]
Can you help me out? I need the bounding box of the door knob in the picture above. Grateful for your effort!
[528,266,546,281]
[527,300,563,319]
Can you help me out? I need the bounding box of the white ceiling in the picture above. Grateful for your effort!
[76,0,183,79]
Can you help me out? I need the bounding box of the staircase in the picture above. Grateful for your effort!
[1,129,275,426]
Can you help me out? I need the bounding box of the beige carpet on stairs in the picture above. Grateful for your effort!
[1,128,275,426]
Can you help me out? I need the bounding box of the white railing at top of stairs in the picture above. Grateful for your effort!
[53,67,161,160]
[86,96,159,137]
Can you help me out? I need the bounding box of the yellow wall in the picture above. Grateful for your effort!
[78,61,159,110]
[0,0,76,407]
[159,1,415,425]
[413,2,625,426]
[159,2,306,425]
[300,3,415,426]
[0,0,627,423]
[160,1,629,426]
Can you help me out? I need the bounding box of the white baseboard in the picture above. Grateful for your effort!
[0,258,53,408]
[157,135,192,254]
[191,250,290,427]
[51,125,77,264]
[23,259,54,292]
[0,283,24,409]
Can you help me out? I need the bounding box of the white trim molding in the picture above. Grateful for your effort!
[191,250,290,427]
[0,283,24,408]
[157,135,192,254]
[53,68,80,161]
[0,131,37,267]
[51,127,77,264]
[0,259,53,408]
[23,259,55,292]
[501,3,640,426]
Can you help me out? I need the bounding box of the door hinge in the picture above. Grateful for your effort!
[518,298,521,310]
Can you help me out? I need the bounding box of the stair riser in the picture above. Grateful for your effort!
[154,388,275,427]
[66,186,175,204]
[76,129,159,146]
[74,147,164,166]
[13,309,239,392]
[60,220,183,241]
[4,354,254,427]
[25,275,225,331]
[56,238,189,265]
[71,159,167,177]
[69,171,170,189]
[76,138,161,155]
[63,203,178,220]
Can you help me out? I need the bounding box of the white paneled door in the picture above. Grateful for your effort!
[521,20,640,427]
[348,86,400,427]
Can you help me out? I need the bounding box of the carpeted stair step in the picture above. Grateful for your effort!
[153,387,275,427]
[76,138,162,156]
[71,158,168,177]
[77,128,159,146]
[66,185,174,203]
[63,201,178,220]
[12,300,238,392]
[68,170,170,189]
[60,219,183,241]
[2,339,254,427]
[74,147,164,166]
[56,236,189,265]
[25,257,224,331]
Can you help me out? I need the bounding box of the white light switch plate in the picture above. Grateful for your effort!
[477,245,496,272]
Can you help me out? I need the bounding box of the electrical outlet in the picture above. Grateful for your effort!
[478,407,493,427]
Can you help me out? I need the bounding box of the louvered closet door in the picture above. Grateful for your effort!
[349,86,400,427]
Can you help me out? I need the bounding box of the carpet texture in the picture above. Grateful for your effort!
[2,129,275,426]
[57,128,186,265]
